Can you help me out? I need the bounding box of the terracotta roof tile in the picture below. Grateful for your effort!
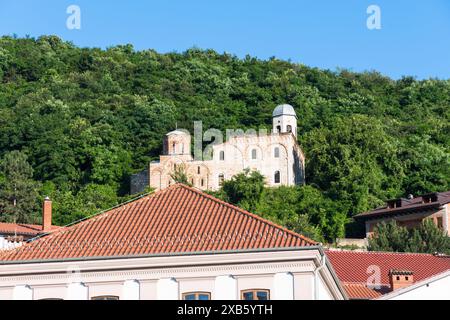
[0,184,316,261]
[341,283,387,300]
[327,250,450,299]
[0,223,60,236]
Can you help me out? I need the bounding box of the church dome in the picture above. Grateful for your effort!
[272,104,297,118]
[166,129,190,136]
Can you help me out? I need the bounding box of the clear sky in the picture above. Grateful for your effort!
[0,0,449,79]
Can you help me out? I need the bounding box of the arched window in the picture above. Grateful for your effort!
[274,171,281,184]
[172,142,176,154]
[241,289,270,301]
[218,174,225,186]
[182,292,211,300]
[91,296,119,300]
[276,125,281,133]
[286,125,292,133]
[197,166,201,174]
[251,149,257,160]
[201,179,205,187]
[220,151,225,161]
[274,147,280,158]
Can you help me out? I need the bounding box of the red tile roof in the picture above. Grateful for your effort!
[327,250,450,299]
[0,184,316,261]
[341,283,386,300]
[0,222,59,236]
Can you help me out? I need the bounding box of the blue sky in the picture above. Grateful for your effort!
[0,0,449,79]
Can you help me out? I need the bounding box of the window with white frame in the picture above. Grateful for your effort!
[241,289,270,300]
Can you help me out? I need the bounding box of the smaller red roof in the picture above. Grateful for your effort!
[0,222,59,236]
[341,283,387,300]
[327,250,450,299]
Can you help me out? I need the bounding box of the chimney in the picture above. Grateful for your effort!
[389,270,414,291]
[42,196,52,232]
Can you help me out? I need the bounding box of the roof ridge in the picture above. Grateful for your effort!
[326,249,442,257]
[175,184,317,245]
[0,222,41,228]
[342,281,390,287]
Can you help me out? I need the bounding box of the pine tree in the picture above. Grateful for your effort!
[368,221,409,252]
[0,151,41,224]
[369,220,450,254]
[417,219,450,254]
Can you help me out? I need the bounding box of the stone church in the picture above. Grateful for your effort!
[130,104,305,193]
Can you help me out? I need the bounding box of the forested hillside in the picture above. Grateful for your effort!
[0,35,448,241]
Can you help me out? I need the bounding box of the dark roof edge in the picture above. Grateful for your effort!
[354,202,441,220]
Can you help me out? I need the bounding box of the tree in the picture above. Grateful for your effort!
[407,219,450,254]
[369,220,450,254]
[0,35,448,237]
[169,164,192,186]
[255,185,341,242]
[49,183,119,226]
[285,215,325,244]
[221,169,265,213]
[0,151,41,224]
[368,221,410,252]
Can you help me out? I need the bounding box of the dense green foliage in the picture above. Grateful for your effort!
[0,151,41,223]
[0,36,448,239]
[369,220,450,254]
[219,169,265,213]
[212,170,343,242]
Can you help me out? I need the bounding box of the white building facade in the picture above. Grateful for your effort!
[0,248,346,300]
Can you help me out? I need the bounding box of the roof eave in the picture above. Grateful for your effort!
[354,202,442,220]
[0,245,325,265]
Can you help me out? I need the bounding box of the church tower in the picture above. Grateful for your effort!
[163,129,192,160]
[272,104,298,138]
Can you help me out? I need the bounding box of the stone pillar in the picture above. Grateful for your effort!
[13,285,33,300]
[273,272,294,300]
[157,278,178,300]
[66,282,89,300]
[214,275,237,300]
[293,273,314,300]
[122,280,140,300]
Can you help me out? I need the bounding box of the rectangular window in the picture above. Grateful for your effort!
[274,147,280,158]
[219,174,225,186]
[274,171,281,184]
[91,296,119,300]
[182,292,211,300]
[241,289,270,301]
[437,217,443,229]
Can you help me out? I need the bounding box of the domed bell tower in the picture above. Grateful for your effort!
[163,129,192,160]
[272,104,298,138]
